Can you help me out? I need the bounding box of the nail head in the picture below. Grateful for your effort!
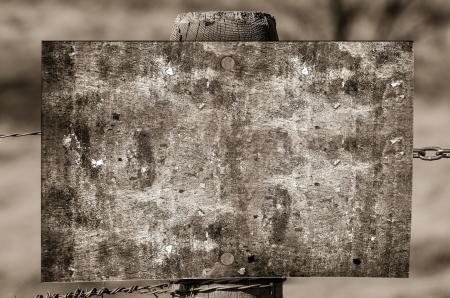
[220,252,235,265]
[221,56,235,70]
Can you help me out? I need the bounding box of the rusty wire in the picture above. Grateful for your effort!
[3,131,450,162]
[35,283,171,298]
[0,131,41,138]
[35,278,279,298]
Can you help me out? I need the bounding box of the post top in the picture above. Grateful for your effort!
[174,11,276,22]
[170,11,278,41]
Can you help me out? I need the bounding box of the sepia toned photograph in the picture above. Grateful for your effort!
[1,1,450,297]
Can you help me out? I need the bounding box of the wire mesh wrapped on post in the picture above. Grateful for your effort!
[170,11,278,41]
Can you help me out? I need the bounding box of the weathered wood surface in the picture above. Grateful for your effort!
[42,41,413,282]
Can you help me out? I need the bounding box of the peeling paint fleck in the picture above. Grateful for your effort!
[391,80,403,87]
[165,67,174,76]
[301,66,309,75]
[165,245,173,254]
[62,135,72,147]
[91,159,103,168]
[390,137,402,144]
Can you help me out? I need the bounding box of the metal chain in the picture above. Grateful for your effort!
[2,131,450,161]
[35,278,278,298]
[413,147,450,161]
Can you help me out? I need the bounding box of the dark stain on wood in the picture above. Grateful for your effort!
[135,130,156,188]
[266,185,292,244]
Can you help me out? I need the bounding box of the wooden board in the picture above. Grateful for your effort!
[41,41,413,281]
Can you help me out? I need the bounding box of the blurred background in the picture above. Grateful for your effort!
[1,0,449,297]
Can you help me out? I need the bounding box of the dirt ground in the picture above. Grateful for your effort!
[1,0,449,297]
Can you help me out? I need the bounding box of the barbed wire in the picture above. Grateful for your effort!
[36,283,170,298]
[35,278,280,298]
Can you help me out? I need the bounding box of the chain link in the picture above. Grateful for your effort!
[413,147,450,161]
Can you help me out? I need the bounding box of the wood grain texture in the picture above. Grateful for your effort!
[41,41,413,282]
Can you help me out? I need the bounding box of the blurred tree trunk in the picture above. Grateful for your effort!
[330,0,360,40]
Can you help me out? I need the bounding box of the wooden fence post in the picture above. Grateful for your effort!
[169,11,284,298]
[173,278,284,298]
